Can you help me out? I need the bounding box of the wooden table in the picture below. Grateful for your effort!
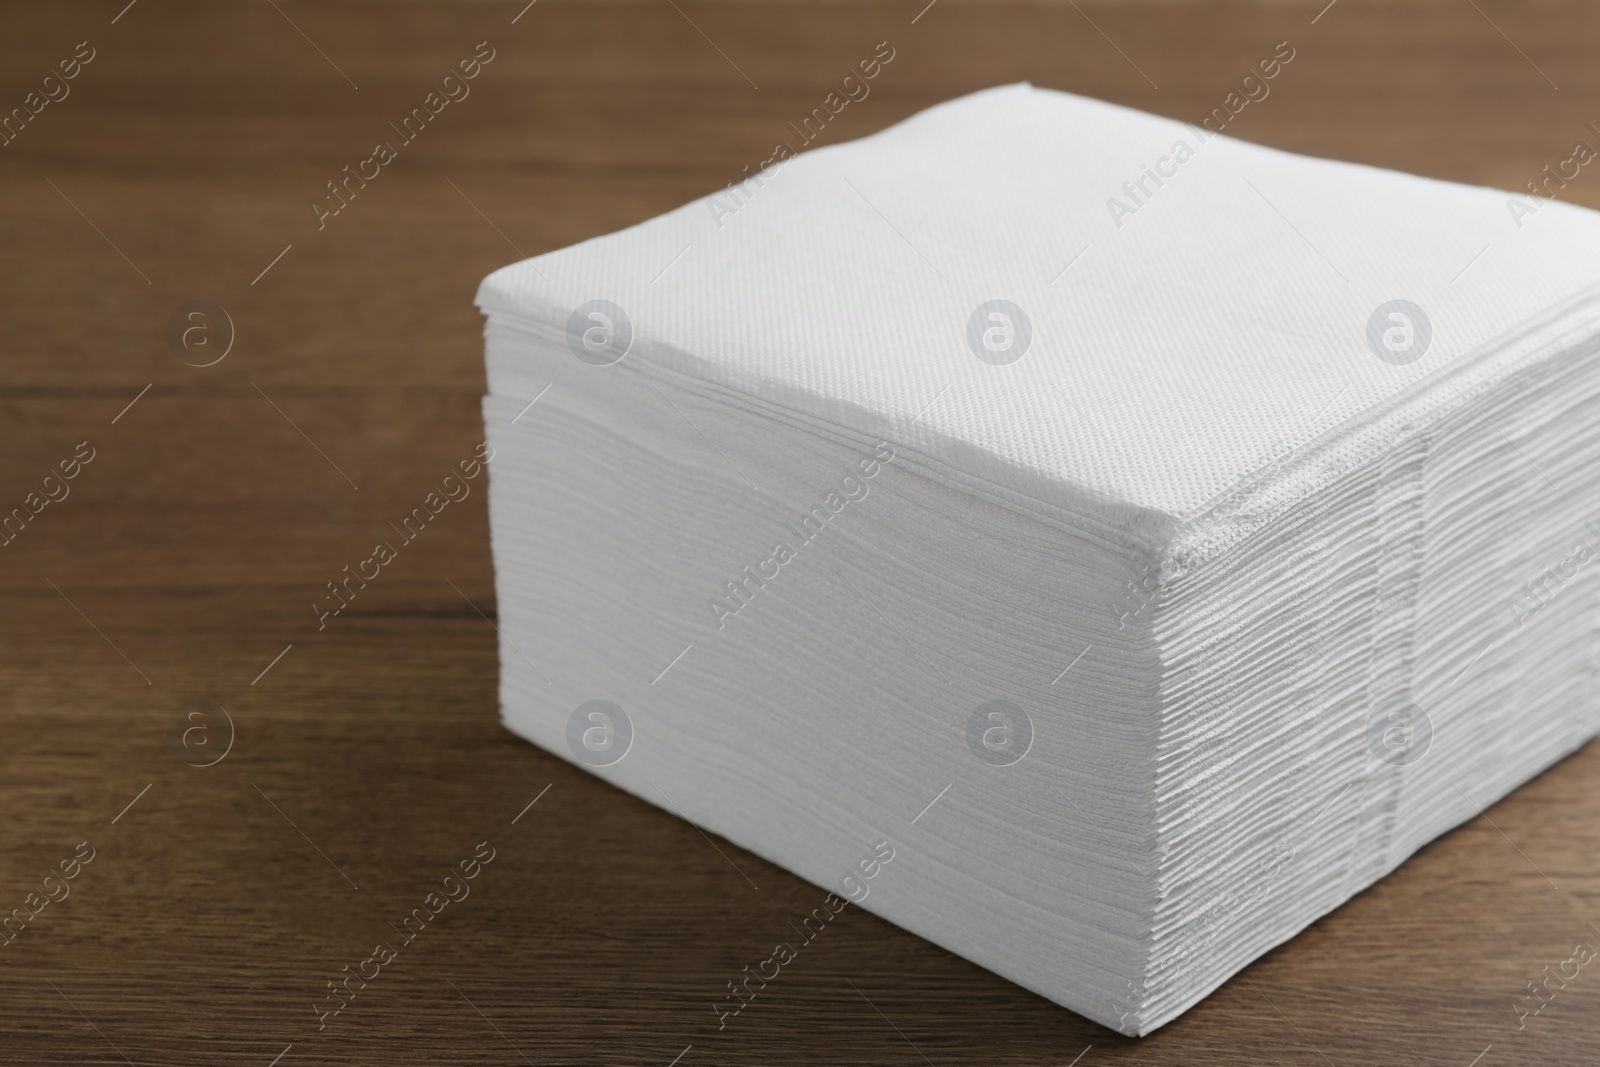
[1,1,1596,1064]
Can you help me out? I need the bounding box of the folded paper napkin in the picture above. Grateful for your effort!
[475,84,1600,1034]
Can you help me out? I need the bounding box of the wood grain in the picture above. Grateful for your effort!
[0,1,1596,1064]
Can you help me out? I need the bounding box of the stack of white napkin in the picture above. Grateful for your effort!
[475,85,1600,1034]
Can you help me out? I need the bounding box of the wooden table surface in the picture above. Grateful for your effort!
[2,1,1597,1064]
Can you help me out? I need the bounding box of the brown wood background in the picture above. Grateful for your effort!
[1,1,1597,1064]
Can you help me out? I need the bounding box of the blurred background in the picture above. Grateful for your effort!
[0,2,1596,1065]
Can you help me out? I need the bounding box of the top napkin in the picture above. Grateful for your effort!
[478,84,1600,532]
